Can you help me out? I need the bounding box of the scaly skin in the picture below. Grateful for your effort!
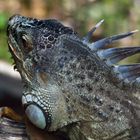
[8,15,140,140]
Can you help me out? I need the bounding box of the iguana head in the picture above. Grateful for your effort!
[8,15,140,134]
[7,15,77,131]
[8,15,76,80]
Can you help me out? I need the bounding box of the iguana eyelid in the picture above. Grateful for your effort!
[21,34,33,52]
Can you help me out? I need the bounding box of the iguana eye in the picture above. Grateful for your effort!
[21,35,33,52]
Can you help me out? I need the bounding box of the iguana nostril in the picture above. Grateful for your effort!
[25,104,46,129]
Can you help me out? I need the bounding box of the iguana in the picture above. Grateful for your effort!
[7,14,140,140]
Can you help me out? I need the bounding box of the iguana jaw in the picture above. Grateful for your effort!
[22,78,76,131]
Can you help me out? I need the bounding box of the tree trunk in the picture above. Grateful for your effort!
[0,117,28,140]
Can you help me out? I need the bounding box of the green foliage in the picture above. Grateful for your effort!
[0,13,7,30]
[0,12,12,63]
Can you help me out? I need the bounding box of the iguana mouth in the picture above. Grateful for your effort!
[7,15,34,61]
[7,19,33,82]
[8,39,21,61]
[7,17,22,61]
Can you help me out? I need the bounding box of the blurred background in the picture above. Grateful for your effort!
[0,0,140,64]
[0,0,140,107]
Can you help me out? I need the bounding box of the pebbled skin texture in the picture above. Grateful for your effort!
[7,15,140,140]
